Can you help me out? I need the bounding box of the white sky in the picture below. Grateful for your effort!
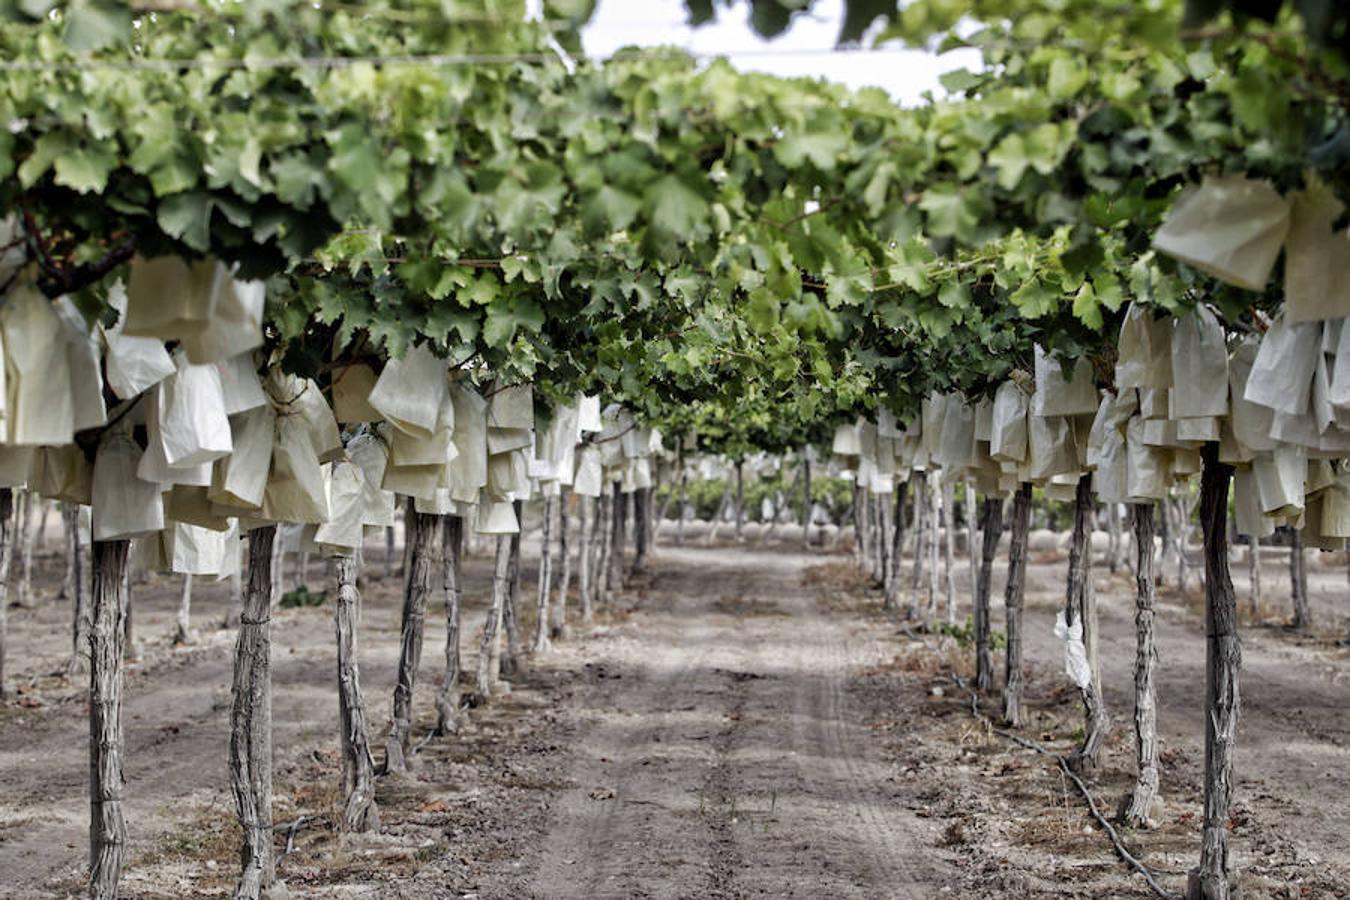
[581,0,981,106]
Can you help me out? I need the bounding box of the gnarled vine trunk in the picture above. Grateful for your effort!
[476,534,512,702]
[883,479,907,611]
[334,554,378,832]
[943,479,957,623]
[1187,443,1241,900]
[1247,536,1262,616]
[974,496,1004,692]
[927,477,939,619]
[16,489,34,607]
[553,497,571,640]
[853,479,868,573]
[734,461,745,543]
[533,496,554,653]
[435,515,464,734]
[174,573,194,645]
[633,486,650,571]
[1065,474,1109,775]
[801,455,812,548]
[1124,502,1160,828]
[89,537,129,900]
[608,483,626,593]
[908,471,927,620]
[501,502,523,676]
[578,496,594,623]
[65,502,89,675]
[1289,528,1310,629]
[1002,483,1032,726]
[230,526,280,900]
[385,503,440,774]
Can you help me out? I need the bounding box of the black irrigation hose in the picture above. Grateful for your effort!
[949,673,1181,900]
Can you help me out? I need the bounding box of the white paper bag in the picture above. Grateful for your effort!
[1284,178,1350,323]
[1233,467,1277,539]
[572,445,604,497]
[486,427,532,454]
[1170,306,1229,418]
[92,430,165,541]
[1116,302,1173,390]
[179,269,264,365]
[0,446,33,487]
[2,284,74,445]
[933,395,975,469]
[216,352,268,415]
[1228,337,1277,453]
[165,484,232,531]
[989,381,1030,463]
[368,343,448,438]
[391,389,457,466]
[164,522,231,575]
[475,498,519,534]
[158,356,233,467]
[262,414,330,524]
[53,297,107,432]
[211,405,275,511]
[314,460,365,554]
[331,363,381,424]
[447,384,488,504]
[123,255,218,342]
[1026,414,1078,480]
[1152,174,1290,290]
[486,449,528,498]
[577,394,602,433]
[487,383,533,430]
[346,429,397,527]
[1244,317,1321,416]
[1032,347,1098,417]
[32,444,91,505]
[1253,443,1307,516]
[831,422,861,457]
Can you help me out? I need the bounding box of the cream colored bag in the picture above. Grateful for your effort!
[391,389,457,466]
[216,352,268,415]
[103,284,177,401]
[486,449,529,498]
[1124,417,1169,500]
[486,427,532,454]
[447,384,487,504]
[1253,443,1307,516]
[54,297,107,432]
[1284,178,1350,323]
[572,445,604,497]
[210,405,275,511]
[1228,337,1277,453]
[32,445,91,505]
[1032,347,1098,417]
[2,284,74,445]
[989,381,1029,463]
[158,355,233,467]
[332,363,381,424]
[475,498,519,534]
[1233,467,1277,538]
[1116,302,1173,390]
[92,429,165,541]
[1170,306,1229,419]
[165,485,232,531]
[368,343,448,438]
[877,407,902,439]
[1152,174,1290,290]
[933,395,975,469]
[831,422,860,457]
[261,414,330,524]
[1244,317,1321,416]
[577,394,602,433]
[123,255,218,342]
[1027,414,1078,480]
[1320,470,1350,538]
[269,372,343,463]
[179,271,264,365]
[0,446,32,487]
[347,429,397,527]
[487,383,533,430]
[163,522,231,575]
[136,382,214,488]
[414,489,457,516]
[314,460,365,554]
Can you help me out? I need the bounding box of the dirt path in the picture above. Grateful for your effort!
[519,545,955,899]
[1,529,1348,898]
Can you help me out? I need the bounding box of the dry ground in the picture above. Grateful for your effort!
[0,521,1347,898]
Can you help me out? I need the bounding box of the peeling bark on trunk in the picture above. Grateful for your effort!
[269,527,284,611]
[1187,444,1241,900]
[909,471,927,620]
[633,486,650,572]
[1124,502,1161,828]
[500,502,524,678]
[943,480,957,624]
[1247,537,1262,616]
[435,515,464,735]
[122,564,135,662]
[60,501,79,601]
[875,491,890,588]
[1066,474,1109,775]
[16,489,34,607]
[553,496,572,640]
[229,526,279,900]
[801,456,812,549]
[1157,498,1170,588]
[974,496,1004,692]
[1107,503,1121,575]
[734,461,745,543]
[1002,483,1032,727]
[927,478,939,620]
[883,479,907,611]
[597,489,614,597]
[174,574,193,645]
[965,480,978,613]
[853,480,868,573]
[1289,528,1311,629]
[334,554,378,832]
[608,483,626,593]
[534,496,554,654]
[578,496,594,623]
[476,535,512,702]
[384,524,395,579]
[385,503,440,774]
[89,538,129,900]
[65,503,89,675]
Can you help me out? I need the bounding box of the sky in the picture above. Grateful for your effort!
[580,0,981,106]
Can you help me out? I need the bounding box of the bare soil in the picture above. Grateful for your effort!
[1,522,1348,898]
